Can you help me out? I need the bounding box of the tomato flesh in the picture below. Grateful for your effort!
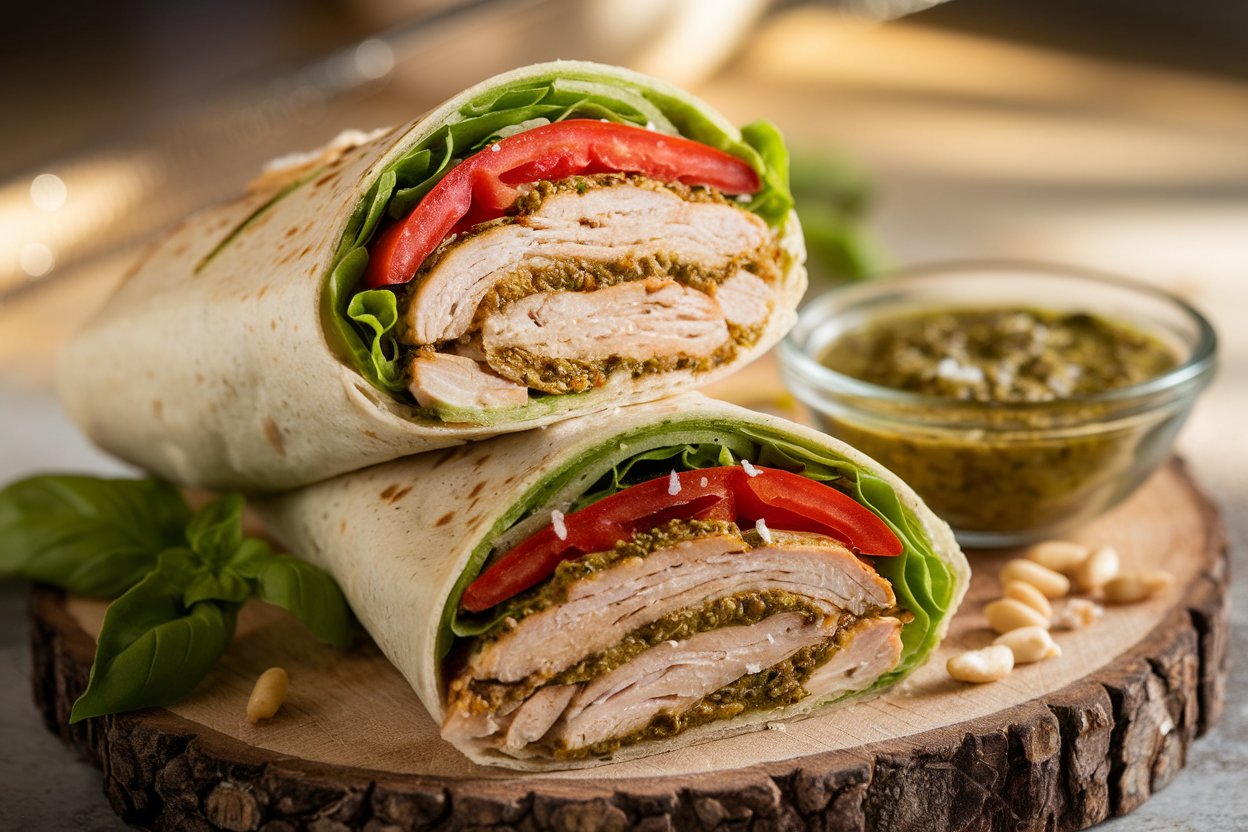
[363,120,762,288]
[461,466,901,613]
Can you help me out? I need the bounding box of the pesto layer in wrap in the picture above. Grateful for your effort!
[258,394,968,770]
[59,62,805,491]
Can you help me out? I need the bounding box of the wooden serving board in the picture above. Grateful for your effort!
[29,458,1228,832]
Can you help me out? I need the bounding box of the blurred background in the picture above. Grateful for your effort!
[2,0,1246,828]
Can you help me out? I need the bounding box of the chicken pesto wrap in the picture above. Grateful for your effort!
[58,62,805,492]
[258,394,967,769]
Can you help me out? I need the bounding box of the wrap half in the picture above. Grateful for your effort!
[58,61,806,491]
[259,394,968,770]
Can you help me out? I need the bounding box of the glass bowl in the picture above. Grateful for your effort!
[779,261,1217,548]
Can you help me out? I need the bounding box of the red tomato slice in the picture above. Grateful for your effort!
[461,466,901,613]
[363,120,762,288]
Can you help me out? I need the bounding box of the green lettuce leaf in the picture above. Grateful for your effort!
[439,419,956,698]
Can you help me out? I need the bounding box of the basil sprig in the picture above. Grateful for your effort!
[0,475,353,722]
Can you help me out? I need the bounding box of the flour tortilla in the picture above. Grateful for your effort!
[257,394,968,770]
[57,61,807,492]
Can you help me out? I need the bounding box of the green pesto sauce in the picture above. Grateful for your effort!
[484,338,744,395]
[815,307,1183,534]
[822,307,1179,403]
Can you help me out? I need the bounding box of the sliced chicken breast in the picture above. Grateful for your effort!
[408,352,528,411]
[465,529,893,684]
[404,179,774,346]
[442,527,903,760]
[481,278,730,392]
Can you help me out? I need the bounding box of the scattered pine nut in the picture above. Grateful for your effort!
[1052,598,1104,630]
[1074,545,1120,592]
[947,645,1015,683]
[1001,559,1070,599]
[993,626,1061,664]
[246,667,289,724]
[1025,540,1091,574]
[985,597,1050,634]
[1003,580,1053,617]
[1103,570,1175,604]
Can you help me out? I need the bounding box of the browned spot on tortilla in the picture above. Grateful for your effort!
[472,453,492,469]
[299,244,313,257]
[314,171,337,188]
[257,286,268,299]
[502,474,517,485]
[431,447,464,469]
[263,418,286,456]
[435,511,455,527]
[362,430,378,439]
[151,399,163,420]
[194,373,204,384]
[170,241,189,256]
[339,518,348,535]
[270,320,277,331]
[285,226,299,238]
[466,513,485,529]
[468,481,485,499]
[379,483,414,504]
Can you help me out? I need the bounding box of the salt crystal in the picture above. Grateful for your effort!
[668,470,682,496]
[551,510,567,541]
[490,143,501,152]
[755,518,772,544]
[741,459,761,477]
[699,476,709,488]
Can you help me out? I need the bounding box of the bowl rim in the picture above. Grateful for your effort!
[781,258,1219,415]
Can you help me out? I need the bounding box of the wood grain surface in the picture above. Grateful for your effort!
[29,458,1228,831]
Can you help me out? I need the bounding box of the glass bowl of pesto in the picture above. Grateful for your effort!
[779,260,1217,548]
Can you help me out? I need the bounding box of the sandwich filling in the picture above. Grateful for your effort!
[444,519,902,759]
[400,174,780,409]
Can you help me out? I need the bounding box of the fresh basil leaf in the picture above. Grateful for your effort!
[186,494,245,569]
[226,537,275,579]
[0,476,190,597]
[254,554,353,648]
[70,550,237,722]
[183,568,252,606]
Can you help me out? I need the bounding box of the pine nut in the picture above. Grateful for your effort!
[1053,598,1103,630]
[246,667,288,724]
[947,645,1015,683]
[993,626,1061,664]
[1003,580,1053,617]
[1103,570,1175,604]
[984,597,1050,634]
[1025,540,1091,574]
[1074,545,1120,592]
[1001,559,1070,599]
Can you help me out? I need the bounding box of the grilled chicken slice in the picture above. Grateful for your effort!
[404,178,775,346]
[464,529,893,684]
[481,278,729,391]
[408,352,528,411]
[442,528,902,759]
